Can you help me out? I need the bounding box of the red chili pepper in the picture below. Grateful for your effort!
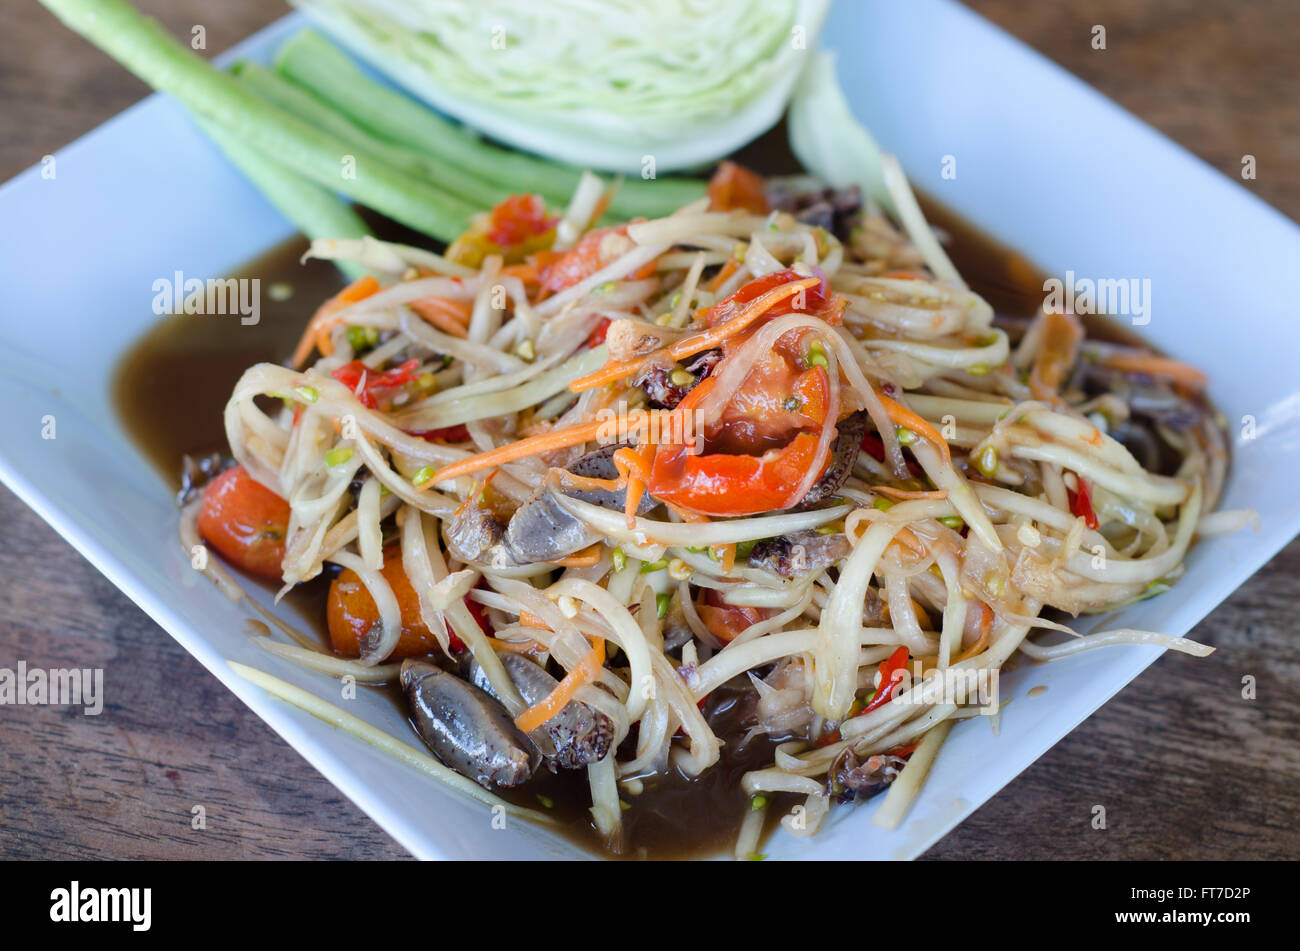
[587,316,611,347]
[862,429,924,477]
[410,424,471,442]
[331,358,421,410]
[886,742,918,757]
[861,646,910,715]
[1068,473,1100,529]
[462,589,491,634]
[443,626,467,654]
[860,431,886,461]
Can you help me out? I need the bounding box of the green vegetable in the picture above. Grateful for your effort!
[194,114,370,281]
[38,0,475,241]
[411,465,437,487]
[324,447,354,467]
[895,426,918,446]
[232,61,435,180]
[610,548,626,573]
[234,58,529,215]
[939,515,965,530]
[874,497,894,512]
[274,30,705,220]
[346,325,379,352]
[640,558,669,574]
[805,341,829,368]
[293,384,319,403]
[287,0,792,176]
[655,593,671,619]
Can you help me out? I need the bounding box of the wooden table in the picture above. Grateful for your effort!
[2,0,1296,860]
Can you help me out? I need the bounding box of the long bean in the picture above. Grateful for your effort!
[39,0,477,241]
[195,114,371,281]
[233,61,511,212]
[275,30,707,220]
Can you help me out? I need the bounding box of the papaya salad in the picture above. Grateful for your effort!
[183,158,1242,858]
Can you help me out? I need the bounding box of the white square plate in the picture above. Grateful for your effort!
[3,1,1298,860]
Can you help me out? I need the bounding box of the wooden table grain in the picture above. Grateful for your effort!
[1,0,1296,861]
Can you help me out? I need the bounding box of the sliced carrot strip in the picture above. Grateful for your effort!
[871,485,949,500]
[550,544,601,567]
[1096,351,1208,389]
[876,391,952,464]
[419,412,666,488]
[568,277,820,393]
[892,527,927,557]
[499,262,539,284]
[1029,310,1083,401]
[291,275,381,368]
[514,637,605,733]
[706,255,741,293]
[954,604,994,662]
[486,635,546,653]
[613,443,656,528]
[409,296,472,338]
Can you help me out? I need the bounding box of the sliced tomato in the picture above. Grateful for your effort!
[197,466,291,580]
[717,355,829,453]
[698,589,777,644]
[327,544,465,659]
[703,266,839,329]
[707,160,768,214]
[537,224,655,292]
[447,193,557,267]
[643,269,847,516]
[486,193,556,247]
[649,431,826,517]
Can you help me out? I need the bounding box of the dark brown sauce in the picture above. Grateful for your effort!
[112,240,347,489]
[112,126,1166,859]
[919,194,1159,349]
